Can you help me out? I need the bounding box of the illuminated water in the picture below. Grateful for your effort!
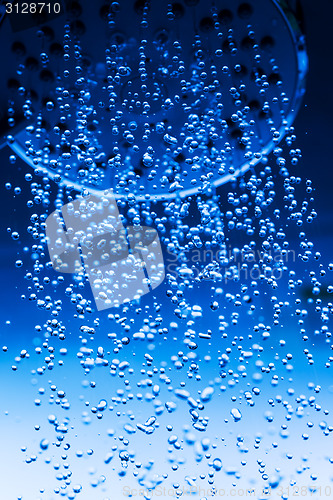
[0,1,332,499]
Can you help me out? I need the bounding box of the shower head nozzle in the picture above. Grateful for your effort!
[0,0,307,199]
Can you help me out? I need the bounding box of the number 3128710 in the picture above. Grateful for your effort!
[5,3,61,14]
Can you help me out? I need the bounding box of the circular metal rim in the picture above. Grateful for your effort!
[7,0,308,201]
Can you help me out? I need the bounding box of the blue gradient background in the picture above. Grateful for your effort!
[1,1,333,499]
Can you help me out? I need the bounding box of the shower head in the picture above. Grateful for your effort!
[0,0,307,199]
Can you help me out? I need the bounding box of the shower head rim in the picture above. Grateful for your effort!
[4,0,308,201]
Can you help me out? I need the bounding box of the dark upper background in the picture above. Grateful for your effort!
[293,0,333,228]
[0,0,332,239]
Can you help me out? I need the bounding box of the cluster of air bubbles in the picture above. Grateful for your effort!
[5,0,306,198]
[1,0,332,498]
